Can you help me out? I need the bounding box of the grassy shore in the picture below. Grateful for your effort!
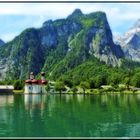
[65,91,140,95]
[13,90,24,94]
[50,89,140,95]
[12,87,140,95]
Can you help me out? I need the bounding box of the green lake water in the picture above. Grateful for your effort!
[1,93,140,138]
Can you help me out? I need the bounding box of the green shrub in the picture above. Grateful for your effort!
[71,87,78,93]
[55,81,66,93]
[14,80,24,90]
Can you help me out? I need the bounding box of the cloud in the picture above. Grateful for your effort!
[0,3,139,23]
[0,3,140,41]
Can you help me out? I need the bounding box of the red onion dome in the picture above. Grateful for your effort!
[25,79,32,84]
[41,72,45,76]
[31,79,38,84]
[41,80,47,84]
[37,80,42,84]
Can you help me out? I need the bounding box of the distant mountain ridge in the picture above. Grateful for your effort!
[116,19,140,62]
[0,9,124,80]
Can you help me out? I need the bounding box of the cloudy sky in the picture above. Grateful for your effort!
[0,2,140,42]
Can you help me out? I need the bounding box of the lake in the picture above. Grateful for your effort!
[0,93,140,138]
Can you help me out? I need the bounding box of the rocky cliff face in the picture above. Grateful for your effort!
[0,9,124,80]
[116,19,140,62]
[86,13,124,67]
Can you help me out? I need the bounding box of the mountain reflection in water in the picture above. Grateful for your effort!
[0,94,139,137]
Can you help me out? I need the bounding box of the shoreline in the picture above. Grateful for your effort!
[11,89,140,95]
[0,92,140,95]
[0,88,140,95]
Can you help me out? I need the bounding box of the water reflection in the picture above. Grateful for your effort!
[0,95,14,136]
[0,94,140,137]
[0,95,13,106]
[24,94,46,109]
[100,94,108,106]
[0,95,14,121]
[65,94,73,103]
[136,94,140,101]
[76,94,84,103]
[24,94,47,118]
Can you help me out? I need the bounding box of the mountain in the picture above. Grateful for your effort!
[0,9,124,80]
[0,39,5,47]
[116,19,140,62]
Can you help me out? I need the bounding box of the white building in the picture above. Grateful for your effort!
[24,72,47,94]
[0,85,14,93]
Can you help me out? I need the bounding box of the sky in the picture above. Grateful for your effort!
[0,2,140,42]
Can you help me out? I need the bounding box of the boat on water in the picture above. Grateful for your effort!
[24,72,48,94]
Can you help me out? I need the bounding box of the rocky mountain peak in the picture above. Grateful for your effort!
[42,20,53,27]
[67,8,83,19]
[123,19,140,38]
[71,8,83,16]
[0,9,124,80]
[115,19,140,62]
